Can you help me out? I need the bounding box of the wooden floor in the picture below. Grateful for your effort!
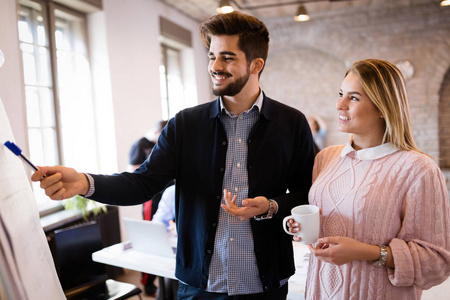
[116,269,157,300]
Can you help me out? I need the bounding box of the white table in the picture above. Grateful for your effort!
[92,241,309,299]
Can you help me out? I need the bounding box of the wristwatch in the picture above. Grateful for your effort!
[254,199,275,220]
[371,245,388,267]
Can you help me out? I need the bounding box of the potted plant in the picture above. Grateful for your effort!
[64,195,107,219]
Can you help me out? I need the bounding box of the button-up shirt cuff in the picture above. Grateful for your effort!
[83,173,95,198]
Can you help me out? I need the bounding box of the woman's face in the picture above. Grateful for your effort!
[337,71,385,148]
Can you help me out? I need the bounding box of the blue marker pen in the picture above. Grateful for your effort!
[4,141,45,176]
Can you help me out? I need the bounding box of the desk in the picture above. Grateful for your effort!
[93,241,309,299]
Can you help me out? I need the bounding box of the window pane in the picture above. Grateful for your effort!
[160,60,169,120]
[160,45,186,119]
[20,44,51,87]
[25,86,56,128]
[55,9,98,172]
[18,4,47,47]
[28,128,59,166]
[166,48,185,118]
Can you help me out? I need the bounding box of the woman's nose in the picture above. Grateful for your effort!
[336,97,348,111]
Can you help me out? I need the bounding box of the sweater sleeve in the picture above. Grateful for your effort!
[387,163,450,289]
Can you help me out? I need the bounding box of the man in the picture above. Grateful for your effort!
[32,11,315,299]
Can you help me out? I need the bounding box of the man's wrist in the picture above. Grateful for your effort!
[254,198,277,220]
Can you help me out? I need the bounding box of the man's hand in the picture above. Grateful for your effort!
[31,166,89,200]
[221,189,272,220]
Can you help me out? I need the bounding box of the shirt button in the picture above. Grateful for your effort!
[207,250,211,254]
[237,163,240,167]
[234,187,238,192]
[222,141,226,145]
[217,196,220,200]
[220,167,224,172]
[238,138,242,143]
[229,238,234,241]
[239,116,243,119]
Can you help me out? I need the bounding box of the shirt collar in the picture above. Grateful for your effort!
[219,89,263,115]
[340,138,399,160]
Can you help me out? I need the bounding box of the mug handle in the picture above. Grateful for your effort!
[282,215,296,236]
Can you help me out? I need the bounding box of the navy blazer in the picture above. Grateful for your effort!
[90,94,315,292]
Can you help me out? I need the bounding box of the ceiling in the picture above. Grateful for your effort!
[155,0,433,23]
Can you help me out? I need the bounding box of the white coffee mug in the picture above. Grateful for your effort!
[282,204,320,244]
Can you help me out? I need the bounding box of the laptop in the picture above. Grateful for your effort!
[123,218,176,258]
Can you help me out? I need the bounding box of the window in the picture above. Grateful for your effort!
[160,45,186,119]
[18,0,99,211]
[159,16,198,119]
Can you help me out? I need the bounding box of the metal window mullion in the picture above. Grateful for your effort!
[47,2,64,165]
[162,44,171,118]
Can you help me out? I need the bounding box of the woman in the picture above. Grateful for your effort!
[288,59,450,299]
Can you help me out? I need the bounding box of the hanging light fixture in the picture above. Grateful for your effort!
[294,4,310,22]
[217,0,234,14]
[441,0,450,6]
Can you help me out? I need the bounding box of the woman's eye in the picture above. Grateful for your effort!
[350,96,359,101]
[338,92,343,97]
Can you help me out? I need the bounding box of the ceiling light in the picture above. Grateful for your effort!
[217,0,234,14]
[441,0,450,6]
[294,4,310,22]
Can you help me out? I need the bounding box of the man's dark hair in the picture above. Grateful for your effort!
[199,11,270,76]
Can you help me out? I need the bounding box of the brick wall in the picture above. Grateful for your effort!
[439,69,450,168]
[260,1,450,162]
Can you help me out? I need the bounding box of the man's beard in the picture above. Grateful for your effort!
[211,69,250,97]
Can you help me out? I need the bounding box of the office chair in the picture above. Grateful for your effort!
[54,221,142,300]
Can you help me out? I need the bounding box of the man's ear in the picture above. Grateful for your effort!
[251,58,264,75]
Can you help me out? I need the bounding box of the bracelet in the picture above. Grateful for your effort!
[254,199,274,220]
[371,245,388,267]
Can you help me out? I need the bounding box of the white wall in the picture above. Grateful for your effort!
[0,0,28,151]
[102,0,210,174]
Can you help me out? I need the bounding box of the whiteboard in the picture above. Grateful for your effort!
[0,97,65,299]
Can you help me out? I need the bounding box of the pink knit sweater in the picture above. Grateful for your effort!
[305,142,450,300]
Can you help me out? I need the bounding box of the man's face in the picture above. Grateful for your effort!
[208,35,251,97]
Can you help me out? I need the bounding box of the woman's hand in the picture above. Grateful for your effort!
[286,208,322,242]
[286,219,302,242]
[308,236,374,265]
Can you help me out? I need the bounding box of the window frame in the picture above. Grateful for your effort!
[18,0,94,215]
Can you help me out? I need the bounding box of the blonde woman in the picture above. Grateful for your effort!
[288,59,450,299]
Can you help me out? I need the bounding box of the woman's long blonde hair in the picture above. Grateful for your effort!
[347,59,421,153]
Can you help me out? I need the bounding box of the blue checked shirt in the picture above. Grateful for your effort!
[207,93,263,295]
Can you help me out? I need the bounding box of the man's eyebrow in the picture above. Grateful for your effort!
[208,51,237,56]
